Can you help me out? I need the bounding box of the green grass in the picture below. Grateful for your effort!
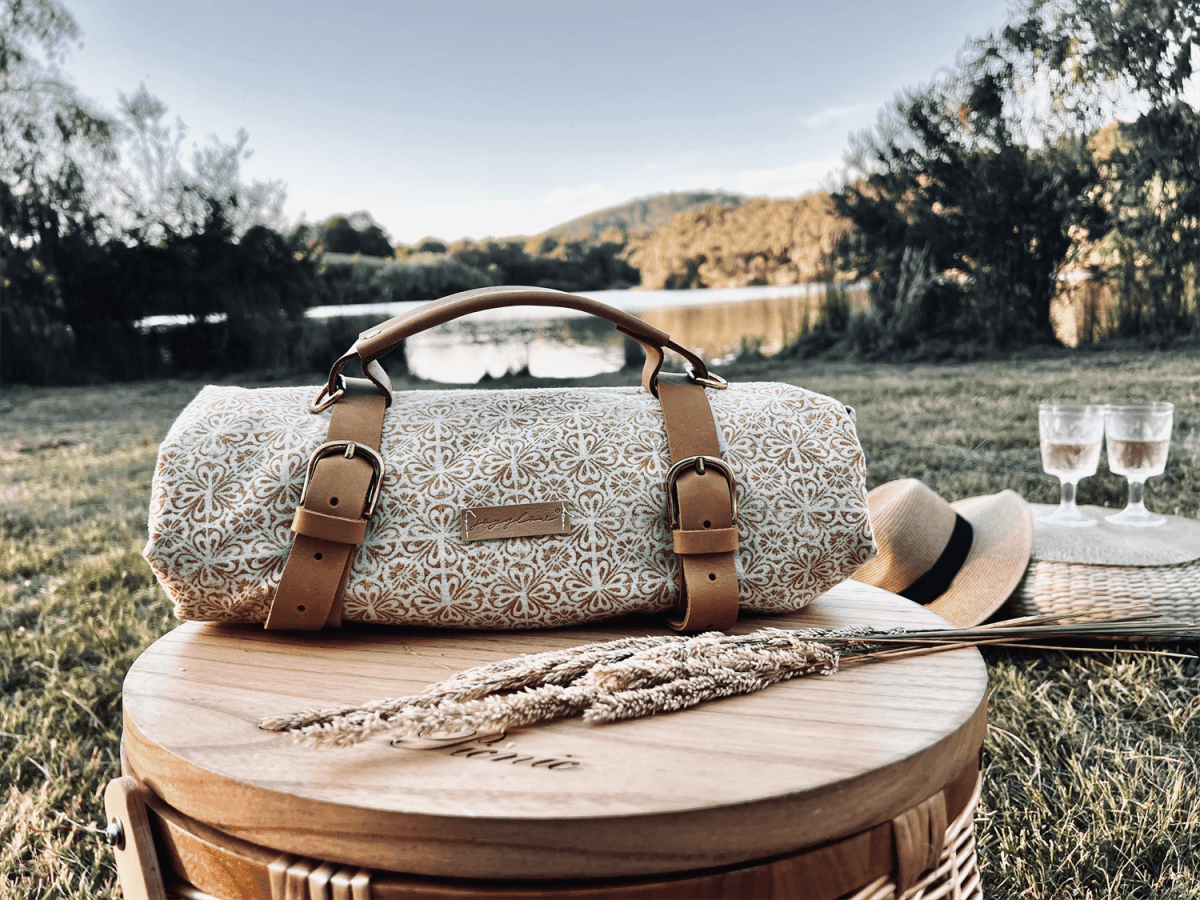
[2,347,1198,898]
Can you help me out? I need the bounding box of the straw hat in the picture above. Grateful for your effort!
[851,479,1034,627]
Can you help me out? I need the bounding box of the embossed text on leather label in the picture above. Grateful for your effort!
[461,502,569,542]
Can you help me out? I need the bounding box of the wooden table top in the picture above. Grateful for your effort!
[122,580,987,880]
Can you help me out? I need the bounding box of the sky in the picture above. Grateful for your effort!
[62,0,1014,244]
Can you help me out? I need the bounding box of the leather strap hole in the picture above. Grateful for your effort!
[708,573,717,581]
[314,552,323,560]
[329,497,339,506]
[297,605,305,612]
[703,520,711,528]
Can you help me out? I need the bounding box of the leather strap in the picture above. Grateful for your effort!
[265,379,388,630]
[657,379,739,632]
[353,286,711,388]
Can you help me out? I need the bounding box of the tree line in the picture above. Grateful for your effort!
[1,0,324,383]
[0,0,645,385]
[631,195,850,289]
[2,0,1195,386]
[825,0,1198,357]
[311,231,640,310]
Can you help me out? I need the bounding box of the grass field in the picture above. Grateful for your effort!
[2,346,1199,898]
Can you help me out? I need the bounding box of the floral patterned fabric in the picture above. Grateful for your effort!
[144,382,875,628]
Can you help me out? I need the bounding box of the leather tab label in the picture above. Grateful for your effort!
[461,502,569,542]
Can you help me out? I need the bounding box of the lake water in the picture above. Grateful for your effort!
[310,284,867,382]
[140,283,867,383]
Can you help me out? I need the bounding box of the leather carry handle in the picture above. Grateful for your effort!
[313,286,724,409]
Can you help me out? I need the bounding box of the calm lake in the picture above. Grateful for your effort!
[308,284,867,383]
[138,284,867,383]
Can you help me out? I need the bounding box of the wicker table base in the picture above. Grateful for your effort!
[108,584,988,900]
[847,774,982,900]
[114,773,985,900]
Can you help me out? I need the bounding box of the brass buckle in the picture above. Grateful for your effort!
[301,441,387,518]
[684,363,728,390]
[665,455,737,529]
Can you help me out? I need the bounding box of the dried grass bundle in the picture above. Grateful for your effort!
[260,612,1198,747]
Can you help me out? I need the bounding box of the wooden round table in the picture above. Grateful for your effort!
[108,580,987,900]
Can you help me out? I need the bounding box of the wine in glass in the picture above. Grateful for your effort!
[1038,403,1104,527]
[1104,402,1173,527]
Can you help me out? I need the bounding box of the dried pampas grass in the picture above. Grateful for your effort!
[260,612,1198,747]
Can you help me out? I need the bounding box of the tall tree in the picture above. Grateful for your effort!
[1003,0,1199,338]
[2,0,312,383]
[116,84,287,243]
[1,0,118,382]
[318,211,394,257]
[834,51,1103,350]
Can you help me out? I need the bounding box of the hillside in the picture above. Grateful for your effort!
[630,194,852,289]
[536,191,747,243]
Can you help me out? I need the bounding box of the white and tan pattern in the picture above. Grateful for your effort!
[144,382,875,628]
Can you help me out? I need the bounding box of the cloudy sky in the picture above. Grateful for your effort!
[64,0,1012,243]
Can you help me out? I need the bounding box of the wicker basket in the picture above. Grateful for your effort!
[846,774,983,900]
[110,586,990,900]
[1009,556,1200,621]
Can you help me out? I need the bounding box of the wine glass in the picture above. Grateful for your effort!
[1104,402,1174,527]
[1038,403,1104,527]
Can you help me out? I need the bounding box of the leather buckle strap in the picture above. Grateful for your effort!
[656,380,740,633]
[266,380,388,631]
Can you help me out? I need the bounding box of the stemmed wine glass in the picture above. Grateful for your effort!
[1104,402,1174,527]
[1038,403,1104,527]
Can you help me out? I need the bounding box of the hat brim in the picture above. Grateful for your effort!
[924,490,1034,627]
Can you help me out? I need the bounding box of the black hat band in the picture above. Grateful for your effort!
[900,514,975,605]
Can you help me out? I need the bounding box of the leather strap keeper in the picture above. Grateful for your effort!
[674,526,739,555]
[291,508,368,545]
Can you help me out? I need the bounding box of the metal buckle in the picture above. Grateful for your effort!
[309,374,347,414]
[301,441,387,518]
[665,455,737,528]
[684,363,728,390]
